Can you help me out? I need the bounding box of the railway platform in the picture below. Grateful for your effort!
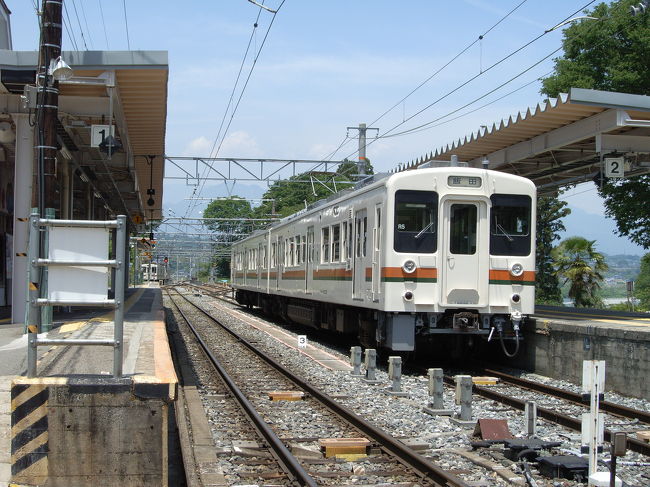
[515,306,650,400]
[0,285,177,487]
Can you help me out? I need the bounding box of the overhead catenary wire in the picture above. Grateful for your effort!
[98,0,110,49]
[338,0,598,164]
[326,0,531,162]
[79,0,94,49]
[123,0,131,50]
[183,5,266,219]
[62,2,80,52]
[184,1,287,219]
[71,0,89,50]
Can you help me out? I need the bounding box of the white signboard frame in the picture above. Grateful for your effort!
[48,226,110,302]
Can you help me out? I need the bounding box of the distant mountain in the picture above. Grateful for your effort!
[558,206,645,256]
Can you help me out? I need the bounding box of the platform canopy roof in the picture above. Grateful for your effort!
[0,50,168,224]
[417,88,650,194]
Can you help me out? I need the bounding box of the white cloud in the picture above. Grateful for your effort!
[182,136,213,157]
[219,131,262,158]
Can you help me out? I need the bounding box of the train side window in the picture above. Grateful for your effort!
[348,222,353,260]
[332,224,341,262]
[362,217,367,257]
[341,223,348,261]
[301,235,306,264]
[271,243,276,267]
[394,190,438,253]
[321,227,330,263]
[490,194,531,256]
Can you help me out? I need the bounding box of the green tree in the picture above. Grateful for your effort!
[541,0,650,248]
[203,196,254,234]
[536,196,571,304]
[635,252,650,310]
[553,236,608,307]
[254,159,374,218]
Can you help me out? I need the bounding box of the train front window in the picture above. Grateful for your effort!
[394,190,438,253]
[490,194,531,256]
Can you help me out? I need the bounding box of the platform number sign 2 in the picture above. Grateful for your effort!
[90,124,116,148]
[604,157,625,178]
[297,335,307,348]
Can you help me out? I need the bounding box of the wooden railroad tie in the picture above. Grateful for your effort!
[319,437,370,458]
[636,430,650,443]
[267,390,305,401]
[472,376,500,386]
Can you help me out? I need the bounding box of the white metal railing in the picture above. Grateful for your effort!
[26,212,127,377]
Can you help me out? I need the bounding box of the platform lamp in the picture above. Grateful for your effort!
[146,155,156,207]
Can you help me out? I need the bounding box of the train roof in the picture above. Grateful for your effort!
[237,166,533,244]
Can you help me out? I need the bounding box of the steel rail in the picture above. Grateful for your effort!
[174,287,470,487]
[480,368,650,424]
[442,376,650,457]
[166,290,318,487]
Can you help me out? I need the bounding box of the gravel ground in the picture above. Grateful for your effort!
[181,288,650,487]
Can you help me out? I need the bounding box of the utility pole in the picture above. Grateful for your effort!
[347,123,378,179]
[36,0,63,213]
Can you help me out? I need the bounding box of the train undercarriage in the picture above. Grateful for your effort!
[234,289,523,358]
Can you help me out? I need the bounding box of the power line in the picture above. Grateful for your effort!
[123,0,131,50]
[326,0,531,162]
[62,2,80,52]
[183,6,265,219]
[184,1,287,218]
[340,0,598,162]
[380,71,552,139]
[98,0,110,49]
[79,0,94,49]
[71,0,89,50]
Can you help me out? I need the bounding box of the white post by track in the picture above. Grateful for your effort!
[581,360,605,486]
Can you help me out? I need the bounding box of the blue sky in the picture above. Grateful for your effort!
[7,0,646,255]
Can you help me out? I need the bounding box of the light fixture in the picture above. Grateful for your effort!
[49,56,74,81]
[146,155,156,206]
[402,259,417,274]
[510,262,524,277]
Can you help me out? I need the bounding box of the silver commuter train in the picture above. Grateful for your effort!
[231,166,536,356]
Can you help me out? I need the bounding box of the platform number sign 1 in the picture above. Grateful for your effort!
[90,124,116,148]
[604,157,625,178]
[297,335,307,348]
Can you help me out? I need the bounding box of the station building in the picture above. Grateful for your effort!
[0,3,167,323]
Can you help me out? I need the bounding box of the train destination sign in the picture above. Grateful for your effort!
[448,175,482,188]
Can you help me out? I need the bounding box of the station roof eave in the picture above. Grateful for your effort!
[0,49,168,224]
[422,88,650,194]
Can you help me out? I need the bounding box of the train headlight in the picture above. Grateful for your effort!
[403,291,414,301]
[402,259,417,274]
[510,262,524,277]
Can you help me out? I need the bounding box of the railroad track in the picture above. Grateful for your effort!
[476,367,650,424]
[166,287,470,487]
[440,371,650,457]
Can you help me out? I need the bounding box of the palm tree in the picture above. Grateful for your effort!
[552,237,608,308]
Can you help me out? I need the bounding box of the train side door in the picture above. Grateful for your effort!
[275,237,281,291]
[372,204,382,301]
[352,209,368,300]
[305,227,314,294]
[441,200,488,307]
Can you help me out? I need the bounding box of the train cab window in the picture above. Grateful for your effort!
[321,227,330,263]
[490,194,531,256]
[332,224,341,262]
[394,190,438,253]
[450,204,477,255]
